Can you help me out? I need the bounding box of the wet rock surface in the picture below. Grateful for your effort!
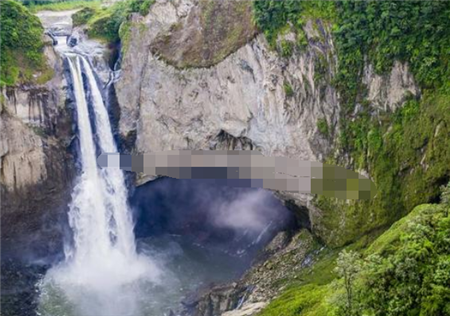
[0,44,75,260]
[181,229,316,316]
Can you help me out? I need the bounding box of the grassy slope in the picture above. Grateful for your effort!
[259,198,449,316]
[27,0,100,13]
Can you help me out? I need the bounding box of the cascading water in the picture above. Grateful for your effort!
[32,15,292,316]
[38,51,162,316]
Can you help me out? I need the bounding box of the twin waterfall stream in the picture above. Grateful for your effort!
[32,17,288,315]
[38,47,161,315]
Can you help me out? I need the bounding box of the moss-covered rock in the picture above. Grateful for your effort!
[79,0,154,43]
[312,89,450,247]
[150,0,257,68]
[72,7,96,27]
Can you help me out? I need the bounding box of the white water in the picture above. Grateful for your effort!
[38,53,161,316]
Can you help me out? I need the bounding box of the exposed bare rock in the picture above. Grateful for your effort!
[115,0,420,250]
[150,0,258,68]
[117,0,339,162]
[182,229,316,316]
[0,37,75,260]
[36,9,79,36]
[363,61,419,112]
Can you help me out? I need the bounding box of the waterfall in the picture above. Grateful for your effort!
[38,54,160,316]
[66,55,137,266]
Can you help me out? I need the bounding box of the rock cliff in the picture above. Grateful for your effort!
[115,0,418,246]
[0,34,75,260]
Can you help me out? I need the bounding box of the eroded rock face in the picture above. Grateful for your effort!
[0,41,75,260]
[116,0,419,250]
[117,0,339,184]
[363,61,419,112]
[150,0,258,68]
[182,229,317,316]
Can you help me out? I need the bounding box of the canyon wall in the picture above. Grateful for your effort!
[0,40,75,260]
[115,0,419,246]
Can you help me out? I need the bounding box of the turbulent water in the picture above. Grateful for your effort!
[38,47,162,316]
[32,20,289,316]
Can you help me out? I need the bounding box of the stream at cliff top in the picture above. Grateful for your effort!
[0,10,294,316]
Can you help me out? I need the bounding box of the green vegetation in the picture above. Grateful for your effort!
[92,0,153,42]
[332,0,450,162]
[279,39,294,58]
[313,88,450,246]
[253,0,450,99]
[335,250,361,316]
[316,118,329,137]
[342,195,450,315]
[86,2,132,42]
[259,283,335,316]
[259,184,450,316]
[252,1,335,47]
[72,7,96,27]
[253,0,450,247]
[253,2,450,314]
[25,0,100,13]
[284,82,294,98]
[63,0,154,43]
[334,1,450,109]
[0,0,50,86]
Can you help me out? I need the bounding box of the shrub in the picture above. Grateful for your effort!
[72,7,96,27]
[0,0,47,86]
[279,40,294,58]
[284,82,294,98]
[317,118,329,137]
[86,0,154,43]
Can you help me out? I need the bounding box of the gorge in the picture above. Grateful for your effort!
[1,1,450,316]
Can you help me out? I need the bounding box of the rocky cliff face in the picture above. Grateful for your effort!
[115,0,418,246]
[181,229,317,316]
[0,39,75,260]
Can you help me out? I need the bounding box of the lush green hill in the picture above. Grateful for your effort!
[259,183,450,316]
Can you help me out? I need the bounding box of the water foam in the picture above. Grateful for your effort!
[38,54,161,316]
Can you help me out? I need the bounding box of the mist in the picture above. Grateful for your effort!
[131,178,294,255]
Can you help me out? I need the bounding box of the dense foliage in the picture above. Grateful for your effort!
[341,188,450,316]
[0,0,48,86]
[335,1,450,105]
[253,0,450,101]
[253,0,450,248]
[253,0,302,44]
[73,0,154,42]
[72,7,96,26]
[253,0,334,45]
[253,2,450,315]
[258,185,450,316]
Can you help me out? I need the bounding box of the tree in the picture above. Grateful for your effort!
[335,250,361,316]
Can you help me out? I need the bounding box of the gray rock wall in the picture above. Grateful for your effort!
[116,0,419,245]
[0,43,75,260]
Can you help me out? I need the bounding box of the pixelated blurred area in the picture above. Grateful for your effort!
[98,151,376,200]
